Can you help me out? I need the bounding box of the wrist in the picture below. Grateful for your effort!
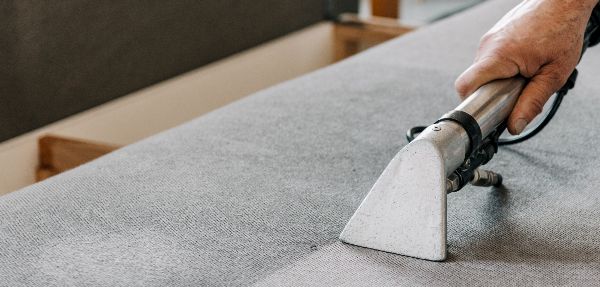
[532,0,599,10]
[536,0,599,26]
[562,0,597,10]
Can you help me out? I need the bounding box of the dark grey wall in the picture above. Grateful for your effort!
[0,2,21,140]
[326,0,359,19]
[0,0,325,142]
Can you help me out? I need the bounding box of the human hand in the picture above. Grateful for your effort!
[455,0,598,134]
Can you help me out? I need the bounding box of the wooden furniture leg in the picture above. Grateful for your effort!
[371,0,400,19]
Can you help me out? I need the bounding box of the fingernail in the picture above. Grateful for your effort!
[514,118,528,135]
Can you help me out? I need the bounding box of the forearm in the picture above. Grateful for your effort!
[534,0,599,11]
[572,0,599,10]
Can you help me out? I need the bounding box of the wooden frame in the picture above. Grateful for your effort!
[37,135,120,181]
[334,13,414,61]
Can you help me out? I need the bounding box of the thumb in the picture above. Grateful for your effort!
[507,66,566,135]
[455,56,520,98]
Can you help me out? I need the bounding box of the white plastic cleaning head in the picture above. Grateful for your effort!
[339,138,447,261]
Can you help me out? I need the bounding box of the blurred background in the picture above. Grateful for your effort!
[0,0,484,194]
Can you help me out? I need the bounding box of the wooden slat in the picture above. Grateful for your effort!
[37,135,120,181]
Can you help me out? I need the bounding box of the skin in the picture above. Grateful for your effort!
[455,0,599,135]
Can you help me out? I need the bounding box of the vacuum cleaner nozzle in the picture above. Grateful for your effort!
[340,77,526,261]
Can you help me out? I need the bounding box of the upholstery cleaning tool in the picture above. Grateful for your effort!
[340,11,600,261]
[340,77,524,261]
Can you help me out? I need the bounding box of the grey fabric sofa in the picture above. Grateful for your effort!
[0,1,324,142]
[1,0,599,285]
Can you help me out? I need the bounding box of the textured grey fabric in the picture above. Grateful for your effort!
[0,0,323,141]
[1,0,600,286]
